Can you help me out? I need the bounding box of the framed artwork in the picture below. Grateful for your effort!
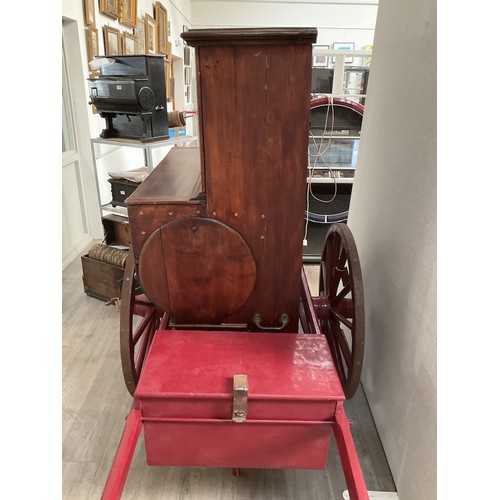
[86,26,99,62]
[155,1,168,55]
[103,25,122,55]
[333,42,355,64]
[184,66,192,86]
[166,41,172,62]
[144,14,156,54]
[184,46,191,66]
[312,45,329,68]
[99,0,119,20]
[123,32,138,55]
[84,0,96,27]
[165,60,172,101]
[119,0,137,28]
[134,17,145,54]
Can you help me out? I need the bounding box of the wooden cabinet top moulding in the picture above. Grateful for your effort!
[180,27,318,46]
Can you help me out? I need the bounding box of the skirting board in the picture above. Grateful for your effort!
[343,492,399,500]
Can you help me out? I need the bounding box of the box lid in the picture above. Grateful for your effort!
[136,330,344,421]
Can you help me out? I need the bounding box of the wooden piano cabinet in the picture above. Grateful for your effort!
[181,28,317,331]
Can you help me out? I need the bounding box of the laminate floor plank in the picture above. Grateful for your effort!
[62,254,395,499]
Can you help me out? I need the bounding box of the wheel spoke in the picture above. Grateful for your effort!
[330,249,348,298]
[329,307,353,329]
[332,283,351,306]
[132,307,156,346]
[135,317,157,378]
[331,320,352,370]
[326,321,347,386]
[320,260,328,296]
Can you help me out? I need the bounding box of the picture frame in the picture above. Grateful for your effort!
[165,60,172,101]
[123,32,138,55]
[166,41,172,62]
[312,45,329,68]
[84,0,96,27]
[144,13,156,54]
[103,25,122,55]
[184,66,192,86]
[119,0,137,28]
[86,26,99,62]
[134,17,145,54]
[333,42,355,64]
[184,46,191,66]
[155,1,168,55]
[99,0,119,20]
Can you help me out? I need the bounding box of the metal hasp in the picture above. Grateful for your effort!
[232,374,248,422]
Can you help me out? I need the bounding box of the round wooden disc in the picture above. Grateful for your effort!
[139,217,257,324]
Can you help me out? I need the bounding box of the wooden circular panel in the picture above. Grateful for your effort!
[139,217,257,324]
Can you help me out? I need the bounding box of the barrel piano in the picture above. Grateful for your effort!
[102,27,368,500]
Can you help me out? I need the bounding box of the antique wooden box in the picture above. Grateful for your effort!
[135,329,344,469]
[101,214,131,247]
[81,254,124,301]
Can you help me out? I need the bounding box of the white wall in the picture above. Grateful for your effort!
[192,0,378,61]
[347,0,436,499]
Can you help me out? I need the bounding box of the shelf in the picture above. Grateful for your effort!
[91,135,198,149]
[307,177,354,184]
[101,204,129,217]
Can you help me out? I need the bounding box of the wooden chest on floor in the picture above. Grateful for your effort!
[81,254,124,301]
[135,330,344,469]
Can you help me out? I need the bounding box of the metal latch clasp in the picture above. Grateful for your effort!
[232,374,248,423]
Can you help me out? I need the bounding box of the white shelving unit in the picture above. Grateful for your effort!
[90,135,198,218]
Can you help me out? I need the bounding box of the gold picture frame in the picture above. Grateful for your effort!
[134,17,145,54]
[99,0,119,20]
[86,26,99,62]
[184,46,191,66]
[103,25,122,55]
[166,41,172,62]
[165,60,172,101]
[119,0,137,28]
[155,1,168,55]
[144,13,156,54]
[84,0,96,27]
[123,32,138,55]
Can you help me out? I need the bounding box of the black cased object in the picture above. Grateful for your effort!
[88,55,169,142]
[107,178,140,207]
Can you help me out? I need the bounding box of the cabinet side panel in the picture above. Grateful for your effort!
[199,43,313,330]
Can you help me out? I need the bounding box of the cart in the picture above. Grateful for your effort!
[101,27,368,500]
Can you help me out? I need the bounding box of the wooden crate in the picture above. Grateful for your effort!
[102,214,132,247]
[81,254,124,301]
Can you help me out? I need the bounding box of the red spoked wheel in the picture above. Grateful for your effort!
[120,246,167,396]
[315,223,365,399]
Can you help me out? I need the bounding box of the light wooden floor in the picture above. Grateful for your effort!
[62,254,395,499]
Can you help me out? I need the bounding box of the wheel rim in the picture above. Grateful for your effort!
[317,223,364,399]
[120,246,165,396]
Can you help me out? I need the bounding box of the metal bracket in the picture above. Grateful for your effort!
[252,313,289,331]
[232,374,248,423]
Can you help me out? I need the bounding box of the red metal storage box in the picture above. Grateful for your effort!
[135,330,345,470]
